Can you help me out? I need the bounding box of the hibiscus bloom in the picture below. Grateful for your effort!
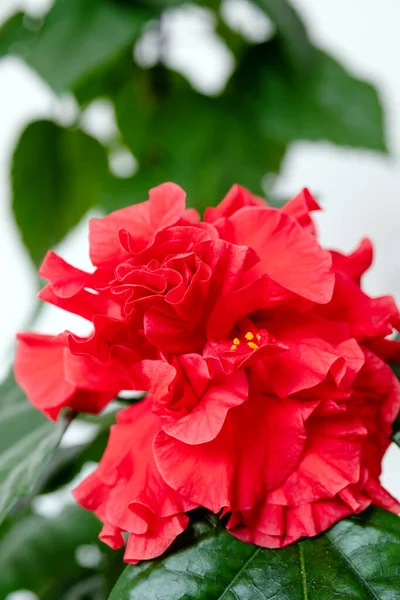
[15,183,400,561]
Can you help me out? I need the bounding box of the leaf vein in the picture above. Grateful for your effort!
[218,546,262,600]
[325,532,380,600]
[298,542,308,600]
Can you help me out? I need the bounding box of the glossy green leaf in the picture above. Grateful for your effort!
[0,505,122,599]
[1,0,152,93]
[231,40,387,153]
[0,372,70,525]
[111,507,400,599]
[12,120,109,265]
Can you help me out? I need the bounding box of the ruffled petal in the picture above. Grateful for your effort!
[331,238,373,283]
[321,271,398,340]
[154,394,317,513]
[89,183,189,266]
[161,369,248,444]
[39,251,93,297]
[254,314,365,396]
[204,184,265,223]
[282,188,320,236]
[267,415,367,506]
[227,494,370,549]
[215,206,334,304]
[124,513,189,563]
[14,332,114,420]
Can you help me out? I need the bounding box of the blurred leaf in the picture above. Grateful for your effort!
[253,0,314,71]
[39,401,142,494]
[0,381,45,456]
[0,0,153,94]
[233,40,386,152]
[59,576,105,600]
[12,120,109,265]
[0,372,71,526]
[111,507,400,600]
[114,68,285,211]
[0,12,39,57]
[74,48,135,107]
[40,426,111,495]
[0,504,119,599]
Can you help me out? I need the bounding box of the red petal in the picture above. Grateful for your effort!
[14,333,75,420]
[154,394,317,512]
[282,188,320,236]
[255,314,365,396]
[39,251,92,298]
[228,495,368,548]
[215,206,334,304]
[331,238,373,283]
[14,332,113,419]
[124,513,189,563]
[161,369,248,444]
[267,415,367,506]
[89,183,187,266]
[204,184,266,223]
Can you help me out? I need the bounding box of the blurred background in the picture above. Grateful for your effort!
[0,0,399,598]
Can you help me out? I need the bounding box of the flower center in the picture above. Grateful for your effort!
[230,331,261,351]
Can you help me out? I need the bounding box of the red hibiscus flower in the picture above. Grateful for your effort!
[14,182,400,561]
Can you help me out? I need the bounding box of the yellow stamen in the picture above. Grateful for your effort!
[244,331,254,341]
[247,341,259,350]
[256,333,261,341]
[233,337,240,346]
[230,344,238,351]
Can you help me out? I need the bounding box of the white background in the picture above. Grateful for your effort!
[0,0,399,508]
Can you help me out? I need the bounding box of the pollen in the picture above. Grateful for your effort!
[230,344,238,351]
[247,341,259,350]
[233,338,240,346]
[244,331,254,341]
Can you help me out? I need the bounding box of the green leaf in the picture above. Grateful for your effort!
[12,120,109,265]
[0,373,70,526]
[0,505,121,599]
[1,0,152,94]
[110,507,400,599]
[252,0,314,71]
[231,40,387,153]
